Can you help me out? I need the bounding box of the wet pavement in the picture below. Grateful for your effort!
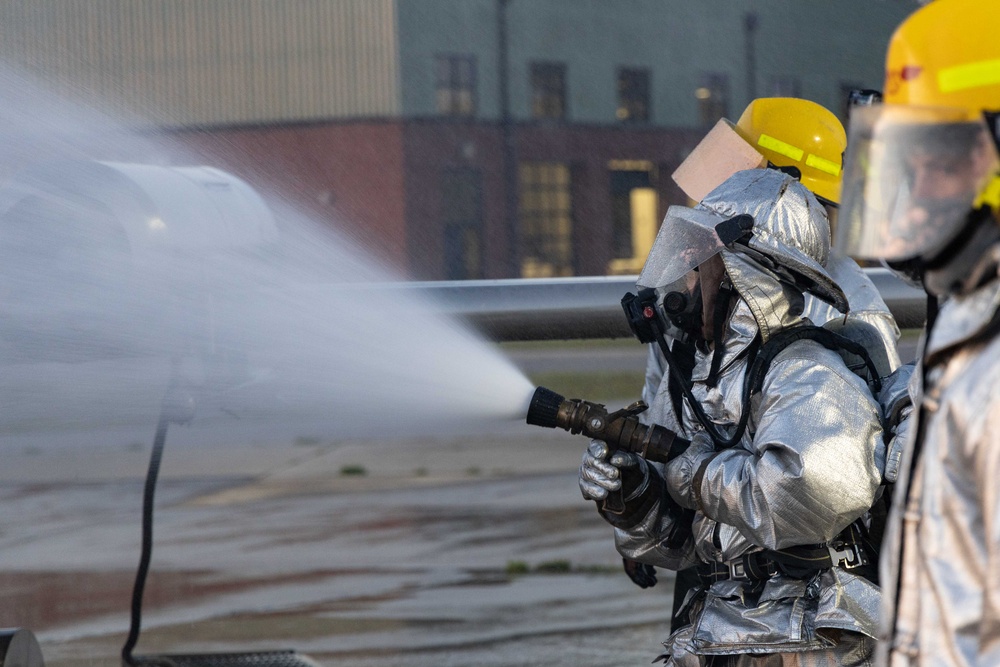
[0,427,678,667]
[0,335,920,667]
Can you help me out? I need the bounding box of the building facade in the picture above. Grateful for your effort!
[0,0,913,279]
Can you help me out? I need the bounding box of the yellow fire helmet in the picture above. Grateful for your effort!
[836,0,1000,268]
[883,0,1000,114]
[734,97,847,206]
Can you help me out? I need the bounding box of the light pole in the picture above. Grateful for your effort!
[498,0,520,278]
[743,12,759,107]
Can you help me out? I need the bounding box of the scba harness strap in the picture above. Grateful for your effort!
[746,324,884,402]
[674,322,885,452]
[690,327,884,585]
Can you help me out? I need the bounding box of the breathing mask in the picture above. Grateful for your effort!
[622,207,756,446]
[627,206,752,346]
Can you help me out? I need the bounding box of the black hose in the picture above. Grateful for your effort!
[121,413,170,666]
[651,317,748,448]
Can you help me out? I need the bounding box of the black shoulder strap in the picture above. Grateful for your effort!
[719,324,883,450]
[667,339,697,432]
[744,324,883,400]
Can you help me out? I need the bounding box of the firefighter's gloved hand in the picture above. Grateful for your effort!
[666,433,716,511]
[878,362,915,423]
[883,405,913,484]
[623,557,657,589]
[879,363,916,485]
[579,439,649,502]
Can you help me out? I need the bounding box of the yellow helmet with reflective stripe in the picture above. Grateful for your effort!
[884,0,1000,117]
[734,97,847,205]
[834,0,1000,296]
[883,0,1000,231]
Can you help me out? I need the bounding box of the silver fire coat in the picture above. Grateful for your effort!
[643,252,902,406]
[803,253,902,374]
[879,271,1000,666]
[624,171,884,665]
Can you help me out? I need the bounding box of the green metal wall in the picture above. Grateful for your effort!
[397,0,912,126]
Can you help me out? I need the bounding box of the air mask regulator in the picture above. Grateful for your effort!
[621,287,663,345]
[619,213,756,448]
[622,213,754,345]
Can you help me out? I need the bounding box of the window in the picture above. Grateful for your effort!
[530,62,567,120]
[769,75,801,98]
[441,169,483,279]
[617,68,650,122]
[435,54,476,116]
[519,162,572,277]
[608,166,658,275]
[695,73,729,126]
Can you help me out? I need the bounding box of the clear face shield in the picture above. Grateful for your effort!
[836,104,1000,272]
[636,206,742,344]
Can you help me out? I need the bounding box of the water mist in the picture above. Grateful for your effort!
[0,64,536,454]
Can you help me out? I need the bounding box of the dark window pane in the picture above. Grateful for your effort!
[531,62,566,120]
[769,75,800,98]
[696,72,729,126]
[435,54,477,117]
[441,169,483,279]
[618,68,650,122]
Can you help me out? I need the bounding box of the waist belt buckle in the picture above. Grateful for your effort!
[728,558,749,580]
[828,542,867,569]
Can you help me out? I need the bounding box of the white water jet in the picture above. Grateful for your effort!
[0,64,536,452]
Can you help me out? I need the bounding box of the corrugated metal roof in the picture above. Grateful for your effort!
[0,0,401,127]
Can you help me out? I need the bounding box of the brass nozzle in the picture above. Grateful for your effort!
[526,386,689,464]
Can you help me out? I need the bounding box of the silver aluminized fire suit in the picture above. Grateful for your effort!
[643,251,902,411]
[611,170,884,666]
[879,272,1000,666]
[803,253,901,373]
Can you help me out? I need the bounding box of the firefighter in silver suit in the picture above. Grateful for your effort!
[834,1,1000,663]
[581,169,884,666]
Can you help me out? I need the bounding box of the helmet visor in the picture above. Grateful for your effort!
[637,206,728,290]
[836,104,1000,263]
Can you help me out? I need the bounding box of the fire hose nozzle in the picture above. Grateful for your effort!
[526,386,689,464]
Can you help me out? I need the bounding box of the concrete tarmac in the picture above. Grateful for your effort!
[0,426,678,667]
[0,335,919,667]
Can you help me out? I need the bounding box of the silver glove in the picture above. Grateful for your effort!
[879,363,916,485]
[579,439,649,502]
[883,405,913,484]
[879,362,916,424]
